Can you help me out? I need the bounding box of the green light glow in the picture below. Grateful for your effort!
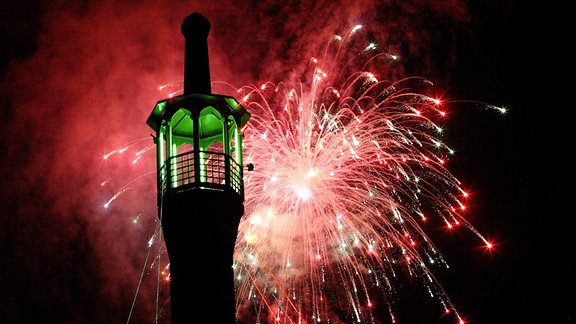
[147,93,250,196]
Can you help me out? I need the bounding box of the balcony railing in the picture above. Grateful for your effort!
[159,150,243,198]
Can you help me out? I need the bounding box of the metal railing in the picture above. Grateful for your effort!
[159,150,243,198]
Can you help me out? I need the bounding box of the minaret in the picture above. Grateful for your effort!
[146,12,250,323]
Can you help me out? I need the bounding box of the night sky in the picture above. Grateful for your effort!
[0,1,565,323]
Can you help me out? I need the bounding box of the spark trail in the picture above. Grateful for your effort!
[229,25,501,323]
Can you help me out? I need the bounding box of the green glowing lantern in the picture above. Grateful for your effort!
[147,92,250,200]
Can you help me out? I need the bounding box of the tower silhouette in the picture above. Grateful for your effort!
[146,12,250,323]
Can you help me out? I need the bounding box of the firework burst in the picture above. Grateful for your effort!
[229,25,501,323]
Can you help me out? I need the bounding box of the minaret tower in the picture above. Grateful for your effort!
[146,12,250,323]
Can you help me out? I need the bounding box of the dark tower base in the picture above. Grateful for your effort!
[161,189,243,323]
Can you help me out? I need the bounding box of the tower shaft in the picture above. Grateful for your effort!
[162,190,242,323]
